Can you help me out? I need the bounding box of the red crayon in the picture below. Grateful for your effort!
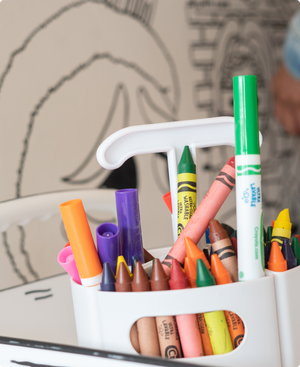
[169,259,204,358]
[162,157,235,275]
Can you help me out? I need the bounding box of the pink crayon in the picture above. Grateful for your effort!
[57,244,81,285]
[169,259,203,358]
[162,157,235,276]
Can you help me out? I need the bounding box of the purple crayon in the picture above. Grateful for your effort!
[281,239,297,270]
[115,189,144,268]
[96,222,120,274]
[100,262,116,292]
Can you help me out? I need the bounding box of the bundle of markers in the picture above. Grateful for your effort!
[56,75,296,359]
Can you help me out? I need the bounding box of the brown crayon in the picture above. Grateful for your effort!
[132,262,161,356]
[144,248,155,263]
[115,263,140,353]
[150,259,182,359]
[209,219,238,282]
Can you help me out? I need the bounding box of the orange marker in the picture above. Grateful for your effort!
[59,199,103,287]
[210,254,245,348]
[184,257,197,288]
[268,241,287,272]
[184,237,211,270]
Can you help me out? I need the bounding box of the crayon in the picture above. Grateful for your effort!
[221,223,235,240]
[177,146,196,236]
[132,262,160,356]
[150,259,182,359]
[281,239,297,270]
[295,234,300,243]
[131,256,139,275]
[209,246,214,265]
[162,157,235,275]
[184,237,211,270]
[210,255,245,348]
[163,191,172,214]
[205,228,211,245]
[271,209,292,246]
[115,262,140,354]
[291,237,300,265]
[196,259,233,355]
[268,242,287,272]
[116,255,133,280]
[143,248,155,263]
[230,237,238,258]
[264,242,272,269]
[57,244,81,285]
[233,75,264,282]
[184,257,197,288]
[266,226,273,242]
[115,189,144,268]
[169,259,204,358]
[59,199,103,287]
[209,220,238,282]
[100,262,116,292]
[96,222,120,275]
[196,313,214,356]
[203,247,210,264]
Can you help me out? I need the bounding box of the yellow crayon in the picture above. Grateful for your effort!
[177,146,196,236]
[271,209,292,246]
[116,256,133,279]
[204,311,233,355]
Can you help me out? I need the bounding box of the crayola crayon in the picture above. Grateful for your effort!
[116,255,133,280]
[100,263,116,292]
[221,223,235,239]
[184,237,211,270]
[169,259,204,358]
[266,226,273,242]
[281,239,297,270]
[150,259,182,359]
[115,262,140,353]
[177,146,196,236]
[143,248,155,263]
[196,313,214,356]
[233,75,264,281]
[132,262,160,356]
[132,256,139,275]
[196,259,233,354]
[163,191,172,214]
[230,237,238,258]
[291,237,300,265]
[210,255,245,348]
[209,220,238,282]
[59,199,103,287]
[162,157,235,275]
[268,242,287,272]
[184,257,197,288]
[205,228,211,245]
[271,209,292,246]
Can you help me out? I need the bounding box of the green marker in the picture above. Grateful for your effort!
[233,75,265,281]
[291,237,300,266]
[177,146,196,237]
[196,259,233,355]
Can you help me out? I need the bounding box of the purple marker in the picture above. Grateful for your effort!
[115,189,144,268]
[57,245,81,285]
[96,222,120,274]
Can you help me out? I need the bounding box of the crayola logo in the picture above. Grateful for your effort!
[242,184,261,207]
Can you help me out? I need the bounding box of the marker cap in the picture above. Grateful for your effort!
[233,75,260,155]
[96,222,120,275]
[57,245,81,285]
[268,241,287,272]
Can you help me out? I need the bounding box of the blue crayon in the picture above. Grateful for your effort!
[100,262,116,292]
[281,239,297,270]
[205,228,211,245]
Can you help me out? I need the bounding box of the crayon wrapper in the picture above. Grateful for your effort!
[177,172,196,236]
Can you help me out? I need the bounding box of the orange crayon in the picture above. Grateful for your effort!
[268,241,287,272]
[184,237,211,271]
[184,257,197,288]
[196,313,214,356]
[211,254,245,348]
[59,199,102,287]
[162,157,235,275]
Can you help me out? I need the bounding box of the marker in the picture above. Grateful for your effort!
[210,255,245,348]
[184,237,211,270]
[150,259,182,359]
[271,209,292,246]
[209,219,238,282]
[169,259,204,358]
[233,75,265,281]
[100,263,116,292]
[196,259,233,355]
[132,262,160,356]
[116,255,133,280]
[291,237,300,265]
[162,157,235,275]
[115,189,145,268]
[115,262,140,354]
[59,199,103,287]
[268,242,287,272]
[281,239,297,270]
[57,244,81,285]
[177,146,196,236]
[96,222,120,275]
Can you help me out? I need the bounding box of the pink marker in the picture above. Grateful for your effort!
[57,244,81,285]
